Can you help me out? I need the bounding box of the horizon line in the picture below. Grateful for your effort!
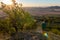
[22,5,60,7]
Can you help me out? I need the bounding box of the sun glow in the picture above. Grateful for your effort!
[2,0,12,5]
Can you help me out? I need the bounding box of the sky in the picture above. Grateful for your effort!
[17,0,60,7]
[0,0,60,7]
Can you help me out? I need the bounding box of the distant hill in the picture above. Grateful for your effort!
[23,6,60,16]
[47,6,60,9]
[0,10,8,19]
[0,6,60,17]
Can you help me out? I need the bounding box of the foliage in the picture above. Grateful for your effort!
[0,0,36,34]
[34,15,60,35]
[51,29,60,35]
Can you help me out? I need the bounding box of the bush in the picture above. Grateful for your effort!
[51,29,60,35]
[0,0,36,34]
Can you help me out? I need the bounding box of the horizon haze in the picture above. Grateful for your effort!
[0,0,60,7]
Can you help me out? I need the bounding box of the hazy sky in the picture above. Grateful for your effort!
[16,0,60,7]
[0,0,60,7]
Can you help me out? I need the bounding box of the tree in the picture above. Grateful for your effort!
[0,0,36,33]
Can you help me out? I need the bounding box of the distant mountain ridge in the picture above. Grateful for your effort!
[0,6,60,17]
[47,6,60,9]
[23,6,60,16]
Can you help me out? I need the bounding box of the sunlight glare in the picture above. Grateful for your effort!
[2,0,12,5]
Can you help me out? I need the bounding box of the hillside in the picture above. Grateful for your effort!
[23,6,60,16]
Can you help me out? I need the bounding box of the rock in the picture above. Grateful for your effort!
[9,32,47,40]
